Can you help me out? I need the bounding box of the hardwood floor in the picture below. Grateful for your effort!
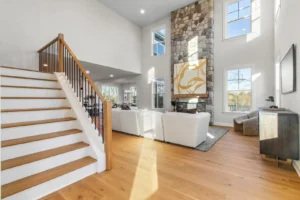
[40,127,300,200]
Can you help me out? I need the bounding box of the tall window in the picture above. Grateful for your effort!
[152,28,166,56]
[224,0,251,39]
[225,68,252,112]
[153,79,165,108]
[102,86,118,103]
[130,86,137,105]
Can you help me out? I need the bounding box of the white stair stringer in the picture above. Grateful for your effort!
[55,72,106,173]
[2,146,91,185]
[2,162,97,200]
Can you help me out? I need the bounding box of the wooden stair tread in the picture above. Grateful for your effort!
[1,97,66,99]
[1,142,88,171]
[1,85,61,90]
[1,156,96,198]
[0,66,53,74]
[1,107,71,113]
[1,117,76,129]
[2,129,82,148]
[0,75,57,82]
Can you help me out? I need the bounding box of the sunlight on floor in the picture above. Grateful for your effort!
[207,132,215,139]
[129,138,158,200]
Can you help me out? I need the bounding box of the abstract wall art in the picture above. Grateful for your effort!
[173,59,207,98]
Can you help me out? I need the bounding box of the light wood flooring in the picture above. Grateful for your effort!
[40,127,300,200]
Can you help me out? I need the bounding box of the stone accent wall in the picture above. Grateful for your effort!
[171,0,214,123]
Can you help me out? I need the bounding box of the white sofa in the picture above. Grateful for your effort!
[112,108,153,136]
[162,112,210,148]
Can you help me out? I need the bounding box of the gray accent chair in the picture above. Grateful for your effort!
[234,111,259,136]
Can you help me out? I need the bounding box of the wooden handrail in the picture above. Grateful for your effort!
[37,36,59,53]
[37,33,112,171]
[59,39,105,102]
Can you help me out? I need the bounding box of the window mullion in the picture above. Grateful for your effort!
[238,1,240,18]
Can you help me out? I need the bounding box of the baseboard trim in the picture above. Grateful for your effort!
[293,160,300,177]
[213,122,233,127]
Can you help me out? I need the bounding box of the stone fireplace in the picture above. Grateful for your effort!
[171,0,214,123]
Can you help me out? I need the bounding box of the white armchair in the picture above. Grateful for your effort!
[162,112,210,147]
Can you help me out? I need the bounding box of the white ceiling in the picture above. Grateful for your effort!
[98,0,197,26]
[81,61,139,81]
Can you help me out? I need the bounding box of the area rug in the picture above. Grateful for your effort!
[195,127,229,152]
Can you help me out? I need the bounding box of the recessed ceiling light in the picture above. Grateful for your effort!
[140,9,145,14]
[86,70,90,74]
[43,63,48,67]
[242,28,246,31]
[110,74,114,78]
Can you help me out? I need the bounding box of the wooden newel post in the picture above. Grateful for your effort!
[104,100,112,170]
[58,33,64,72]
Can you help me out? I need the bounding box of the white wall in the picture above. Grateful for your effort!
[137,16,172,111]
[213,0,275,126]
[0,0,142,73]
[274,0,300,173]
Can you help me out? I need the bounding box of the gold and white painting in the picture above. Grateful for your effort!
[173,59,207,96]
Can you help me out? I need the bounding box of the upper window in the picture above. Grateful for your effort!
[224,68,252,112]
[102,86,118,103]
[224,0,252,39]
[152,79,165,108]
[152,28,166,56]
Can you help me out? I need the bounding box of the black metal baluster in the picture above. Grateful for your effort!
[47,47,51,72]
[72,57,76,93]
[98,97,100,135]
[76,68,78,97]
[84,76,86,112]
[102,102,104,143]
[51,43,53,72]
[94,90,96,130]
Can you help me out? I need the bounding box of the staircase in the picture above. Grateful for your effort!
[0,59,112,200]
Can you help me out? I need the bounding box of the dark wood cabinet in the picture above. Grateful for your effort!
[259,110,299,160]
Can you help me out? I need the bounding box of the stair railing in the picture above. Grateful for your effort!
[37,33,112,170]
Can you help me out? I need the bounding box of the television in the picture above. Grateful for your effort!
[281,44,296,94]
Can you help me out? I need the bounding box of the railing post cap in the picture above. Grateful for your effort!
[58,33,64,39]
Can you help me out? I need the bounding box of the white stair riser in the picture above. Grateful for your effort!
[2,134,83,160]
[3,163,97,200]
[1,110,74,124]
[1,121,79,141]
[1,99,69,109]
[0,68,56,79]
[1,77,59,88]
[1,88,64,97]
[1,147,91,185]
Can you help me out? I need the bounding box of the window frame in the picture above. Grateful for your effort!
[223,0,253,40]
[101,85,119,103]
[223,66,253,113]
[152,79,165,109]
[151,25,166,56]
[130,86,137,105]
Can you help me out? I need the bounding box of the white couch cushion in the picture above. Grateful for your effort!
[112,108,121,132]
[118,110,140,136]
[162,112,210,147]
